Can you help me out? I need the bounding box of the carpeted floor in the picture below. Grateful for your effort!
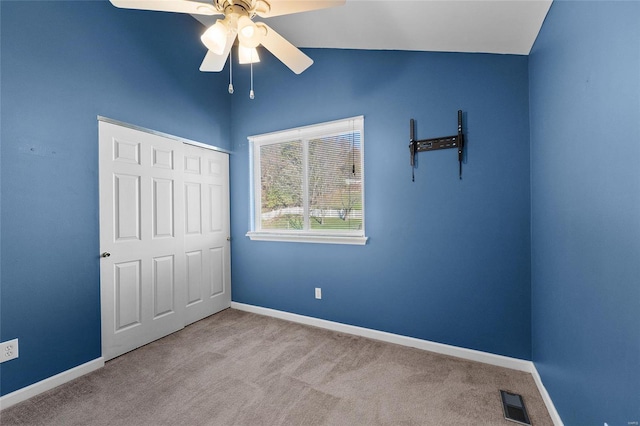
[1,308,553,425]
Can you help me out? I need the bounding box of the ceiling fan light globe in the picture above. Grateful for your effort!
[238,45,260,64]
[237,15,261,48]
[201,20,228,55]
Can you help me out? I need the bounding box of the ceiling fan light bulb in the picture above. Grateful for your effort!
[238,45,260,64]
[241,25,254,39]
[201,20,228,55]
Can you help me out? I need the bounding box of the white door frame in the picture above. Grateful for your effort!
[97,116,232,155]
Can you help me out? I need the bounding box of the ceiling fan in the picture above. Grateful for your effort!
[109,0,346,74]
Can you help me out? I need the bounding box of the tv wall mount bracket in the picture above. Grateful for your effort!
[409,109,465,181]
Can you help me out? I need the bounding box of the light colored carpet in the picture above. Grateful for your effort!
[1,308,553,425]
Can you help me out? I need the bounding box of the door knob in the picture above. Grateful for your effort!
[101,252,111,258]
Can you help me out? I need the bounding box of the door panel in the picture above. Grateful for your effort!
[153,147,174,169]
[100,121,186,361]
[183,144,230,325]
[209,247,224,296]
[114,174,141,241]
[185,183,202,235]
[115,260,142,331]
[114,138,140,164]
[153,255,175,318]
[186,250,203,305]
[153,178,174,239]
[210,184,223,232]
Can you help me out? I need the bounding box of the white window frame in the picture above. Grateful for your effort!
[246,116,367,245]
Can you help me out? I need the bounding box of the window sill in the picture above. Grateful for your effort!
[246,232,368,246]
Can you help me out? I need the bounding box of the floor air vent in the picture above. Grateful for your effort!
[500,390,531,425]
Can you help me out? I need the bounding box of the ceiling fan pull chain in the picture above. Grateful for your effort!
[228,48,234,94]
[249,52,255,99]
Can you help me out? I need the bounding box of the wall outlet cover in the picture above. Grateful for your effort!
[1,338,19,363]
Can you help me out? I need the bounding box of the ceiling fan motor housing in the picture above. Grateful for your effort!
[214,0,270,17]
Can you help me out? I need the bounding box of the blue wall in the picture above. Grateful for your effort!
[0,0,230,396]
[8,3,637,424]
[229,49,532,359]
[529,1,640,424]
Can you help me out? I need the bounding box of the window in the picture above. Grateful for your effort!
[247,116,366,245]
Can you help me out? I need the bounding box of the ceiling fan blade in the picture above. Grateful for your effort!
[200,33,236,72]
[255,0,345,18]
[109,0,219,15]
[257,23,312,74]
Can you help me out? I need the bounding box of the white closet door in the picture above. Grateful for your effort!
[99,120,231,360]
[183,144,231,325]
[99,121,186,360]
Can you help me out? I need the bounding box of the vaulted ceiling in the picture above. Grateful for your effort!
[195,0,553,55]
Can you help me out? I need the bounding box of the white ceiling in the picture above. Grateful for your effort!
[195,0,553,55]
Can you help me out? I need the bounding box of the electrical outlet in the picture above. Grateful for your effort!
[315,287,322,299]
[1,339,19,363]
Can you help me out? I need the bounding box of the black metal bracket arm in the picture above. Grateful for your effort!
[409,110,465,181]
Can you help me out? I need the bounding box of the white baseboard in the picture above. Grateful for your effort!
[231,302,532,371]
[0,307,563,426]
[231,302,563,426]
[0,357,104,411]
[531,362,564,425]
